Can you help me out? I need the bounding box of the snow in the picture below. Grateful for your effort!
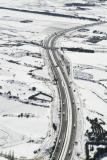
[0,0,85,158]
[58,22,107,159]
[66,52,107,66]
[0,4,63,159]
[0,158,8,160]
[0,0,107,159]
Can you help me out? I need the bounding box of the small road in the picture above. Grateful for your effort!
[44,21,106,160]
[0,6,99,21]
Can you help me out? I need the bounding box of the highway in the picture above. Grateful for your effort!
[44,21,106,160]
[44,30,77,160]
[0,6,106,160]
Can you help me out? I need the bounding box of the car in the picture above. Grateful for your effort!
[63,112,65,116]
[73,124,76,128]
[72,99,75,104]
[74,141,78,145]
[68,149,72,155]
[58,139,61,144]
[68,84,71,88]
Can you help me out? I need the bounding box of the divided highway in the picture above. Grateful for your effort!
[44,31,77,160]
[44,21,106,160]
[0,6,106,160]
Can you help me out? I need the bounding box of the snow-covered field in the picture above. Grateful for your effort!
[0,0,107,22]
[0,0,107,160]
[58,22,107,159]
[0,7,62,160]
[0,1,90,159]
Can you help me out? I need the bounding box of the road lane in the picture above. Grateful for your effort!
[44,21,106,160]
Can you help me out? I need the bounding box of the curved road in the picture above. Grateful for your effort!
[0,6,106,160]
[45,32,76,160]
[44,21,106,160]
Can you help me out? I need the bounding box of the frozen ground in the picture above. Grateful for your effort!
[58,22,107,159]
[0,0,107,22]
[0,7,63,160]
[0,2,91,159]
[0,0,107,160]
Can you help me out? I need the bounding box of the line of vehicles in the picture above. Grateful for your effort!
[46,21,106,160]
[52,61,77,158]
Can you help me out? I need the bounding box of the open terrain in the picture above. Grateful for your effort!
[0,0,107,160]
[58,22,107,160]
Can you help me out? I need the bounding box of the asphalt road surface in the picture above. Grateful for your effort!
[44,21,106,160]
[45,32,77,160]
